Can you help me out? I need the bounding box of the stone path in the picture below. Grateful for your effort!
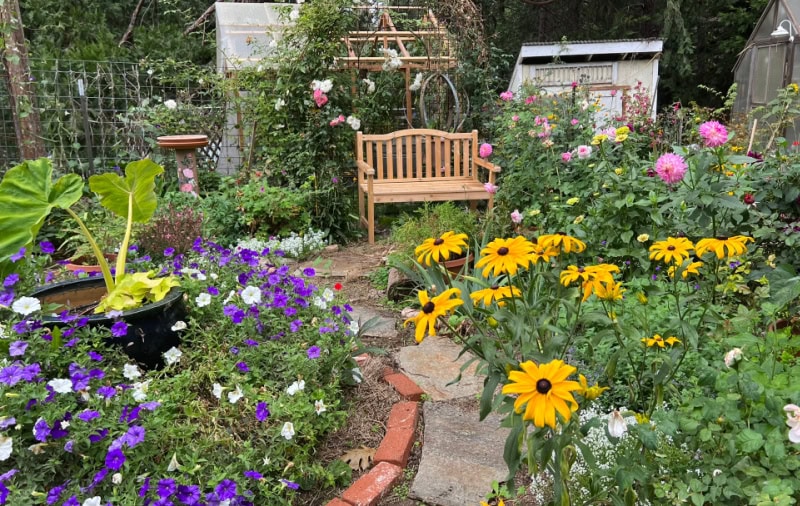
[304,243,510,505]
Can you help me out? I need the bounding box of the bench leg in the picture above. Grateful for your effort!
[358,185,365,230]
[368,192,375,244]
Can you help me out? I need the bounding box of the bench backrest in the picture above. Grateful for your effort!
[356,129,480,181]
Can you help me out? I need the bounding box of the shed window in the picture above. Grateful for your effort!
[752,44,787,104]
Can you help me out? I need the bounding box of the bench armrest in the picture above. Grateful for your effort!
[475,157,501,173]
[356,160,375,177]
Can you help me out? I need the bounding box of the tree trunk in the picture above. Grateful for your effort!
[0,0,45,161]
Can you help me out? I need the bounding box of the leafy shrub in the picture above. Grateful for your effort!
[137,203,204,259]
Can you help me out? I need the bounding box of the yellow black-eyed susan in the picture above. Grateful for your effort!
[414,231,468,266]
[501,359,581,429]
[403,288,463,343]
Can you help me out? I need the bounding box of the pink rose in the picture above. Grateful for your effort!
[512,115,520,122]
[525,96,537,105]
[180,183,194,193]
[571,118,579,126]
[313,88,328,108]
[182,168,194,179]
[500,91,513,101]
[510,209,523,224]
[479,143,493,158]
[561,152,572,163]
[483,182,498,194]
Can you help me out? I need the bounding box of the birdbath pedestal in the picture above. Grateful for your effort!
[156,134,208,196]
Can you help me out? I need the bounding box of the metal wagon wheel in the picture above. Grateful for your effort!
[418,72,466,131]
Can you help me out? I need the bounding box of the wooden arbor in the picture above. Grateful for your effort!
[339,8,458,127]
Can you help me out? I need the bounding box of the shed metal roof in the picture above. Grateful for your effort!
[517,39,663,60]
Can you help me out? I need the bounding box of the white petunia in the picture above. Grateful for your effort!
[347,320,359,335]
[0,323,7,338]
[123,363,142,380]
[313,297,327,310]
[212,383,224,399]
[269,39,278,49]
[83,497,102,506]
[281,421,295,440]
[132,381,150,402]
[241,286,262,305]
[274,98,285,111]
[60,420,70,429]
[286,380,305,396]
[112,472,123,485]
[321,288,335,302]
[167,452,181,472]
[351,367,363,384]
[228,384,243,404]
[12,296,41,315]
[163,99,177,110]
[163,347,183,365]
[47,378,73,394]
[170,321,187,332]
[314,399,326,415]
[196,293,212,308]
[0,435,12,461]
[607,410,627,438]
[223,290,236,304]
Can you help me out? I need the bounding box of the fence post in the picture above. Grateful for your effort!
[0,0,45,161]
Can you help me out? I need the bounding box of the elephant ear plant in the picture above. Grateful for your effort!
[0,157,179,312]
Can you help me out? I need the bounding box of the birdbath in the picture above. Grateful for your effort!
[156,134,208,196]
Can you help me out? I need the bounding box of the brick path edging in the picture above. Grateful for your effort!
[324,362,422,506]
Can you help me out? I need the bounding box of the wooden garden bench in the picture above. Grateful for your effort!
[355,128,501,243]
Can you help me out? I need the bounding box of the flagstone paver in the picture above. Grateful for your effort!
[409,399,509,506]
[349,306,398,339]
[394,335,484,401]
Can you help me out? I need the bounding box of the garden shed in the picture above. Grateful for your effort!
[508,39,663,123]
[214,2,297,172]
[732,0,800,141]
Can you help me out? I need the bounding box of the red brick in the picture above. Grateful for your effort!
[386,401,419,430]
[325,499,351,506]
[342,461,403,506]
[382,366,395,379]
[384,372,424,401]
[374,426,415,467]
[354,353,370,366]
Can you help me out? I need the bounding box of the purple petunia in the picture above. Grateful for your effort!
[176,484,201,503]
[243,339,259,347]
[139,477,151,498]
[8,341,28,357]
[64,440,74,453]
[3,274,19,288]
[255,402,270,422]
[63,496,79,506]
[215,479,237,500]
[39,241,55,254]
[97,386,117,399]
[303,267,315,277]
[280,478,300,490]
[46,482,67,504]
[105,448,126,470]
[10,247,25,262]
[290,320,303,332]
[236,361,250,373]
[163,247,175,257]
[88,351,103,361]
[139,401,161,411]
[244,470,263,480]
[158,478,177,498]
[110,321,128,338]
[0,417,15,430]
[0,290,13,307]
[89,428,109,443]
[124,425,146,447]
[77,410,101,422]
[307,346,321,359]
[33,418,51,442]
[208,286,219,296]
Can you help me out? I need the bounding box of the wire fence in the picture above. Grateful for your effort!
[0,59,242,176]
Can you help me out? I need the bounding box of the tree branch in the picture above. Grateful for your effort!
[184,3,216,36]
[119,0,146,46]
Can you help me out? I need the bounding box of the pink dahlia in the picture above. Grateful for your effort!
[655,153,687,184]
[698,121,728,148]
[479,143,493,158]
[500,91,514,101]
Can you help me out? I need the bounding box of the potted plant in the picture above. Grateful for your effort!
[0,157,184,366]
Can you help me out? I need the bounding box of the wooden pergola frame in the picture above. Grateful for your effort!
[338,7,457,125]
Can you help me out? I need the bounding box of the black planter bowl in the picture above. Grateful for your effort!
[31,277,187,369]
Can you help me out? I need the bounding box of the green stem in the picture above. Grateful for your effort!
[65,208,115,293]
[114,192,135,285]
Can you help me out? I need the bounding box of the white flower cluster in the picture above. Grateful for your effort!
[234,228,328,259]
[362,78,375,94]
[409,72,424,92]
[311,79,334,93]
[346,115,361,131]
[379,48,402,71]
[163,99,177,110]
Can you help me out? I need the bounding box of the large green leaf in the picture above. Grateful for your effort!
[0,158,83,262]
[88,159,163,223]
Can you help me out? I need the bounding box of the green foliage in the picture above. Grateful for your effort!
[231,178,311,239]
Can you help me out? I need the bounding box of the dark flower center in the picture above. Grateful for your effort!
[667,245,675,251]
[422,301,435,314]
[491,285,500,290]
[558,231,566,236]
[578,267,585,273]
[433,238,445,246]
[497,247,509,256]
[716,236,728,241]
[536,379,552,394]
